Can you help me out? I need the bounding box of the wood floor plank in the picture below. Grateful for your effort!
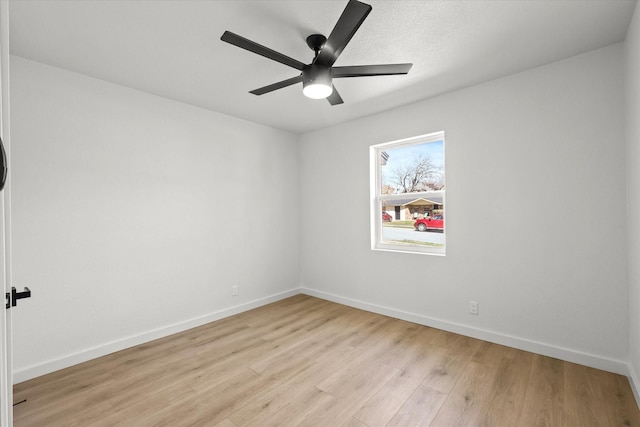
[470,341,513,367]
[14,397,113,427]
[243,386,335,427]
[480,347,534,425]
[342,416,369,427]
[612,374,640,427]
[237,353,322,421]
[567,364,639,427]
[228,383,326,427]
[420,334,483,394]
[563,362,620,426]
[353,345,447,426]
[515,354,565,426]
[298,360,399,425]
[145,369,270,426]
[429,360,500,427]
[13,368,114,420]
[386,384,447,427]
[88,382,196,427]
[12,295,640,426]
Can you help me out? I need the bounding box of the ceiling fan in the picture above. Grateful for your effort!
[221,0,412,105]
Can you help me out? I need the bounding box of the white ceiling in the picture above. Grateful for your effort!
[8,0,637,134]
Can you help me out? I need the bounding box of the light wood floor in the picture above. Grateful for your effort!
[13,294,640,426]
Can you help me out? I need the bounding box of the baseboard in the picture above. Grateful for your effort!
[301,287,629,376]
[15,285,635,392]
[13,288,300,384]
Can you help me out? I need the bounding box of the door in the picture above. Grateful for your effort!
[0,1,11,425]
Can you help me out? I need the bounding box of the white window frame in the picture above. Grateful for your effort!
[370,131,446,256]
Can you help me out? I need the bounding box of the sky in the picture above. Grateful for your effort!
[382,139,444,186]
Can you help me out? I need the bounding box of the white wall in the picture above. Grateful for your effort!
[9,56,300,381]
[626,1,640,398]
[300,44,629,373]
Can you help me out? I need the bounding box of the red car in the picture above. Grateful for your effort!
[382,211,393,222]
[414,215,444,231]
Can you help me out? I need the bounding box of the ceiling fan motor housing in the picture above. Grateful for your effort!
[306,34,327,55]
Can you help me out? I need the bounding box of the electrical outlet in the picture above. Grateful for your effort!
[469,301,479,315]
[232,285,238,296]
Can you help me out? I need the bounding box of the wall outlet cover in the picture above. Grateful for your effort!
[469,301,479,315]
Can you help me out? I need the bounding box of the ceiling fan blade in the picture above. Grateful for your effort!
[221,31,306,71]
[314,0,372,67]
[250,75,303,95]
[333,63,413,78]
[327,85,344,105]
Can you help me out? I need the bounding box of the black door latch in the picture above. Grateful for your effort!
[5,287,31,309]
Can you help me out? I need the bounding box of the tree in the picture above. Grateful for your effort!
[381,183,395,195]
[388,155,443,194]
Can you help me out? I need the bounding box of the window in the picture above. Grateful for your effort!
[370,131,445,255]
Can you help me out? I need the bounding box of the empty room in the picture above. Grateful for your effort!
[0,0,640,425]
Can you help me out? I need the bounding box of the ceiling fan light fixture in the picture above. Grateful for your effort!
[302,65,333,99]
[303,82,333,99]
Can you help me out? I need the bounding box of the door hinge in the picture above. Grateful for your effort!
[5,286,31,309]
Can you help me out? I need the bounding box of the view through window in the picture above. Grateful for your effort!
[371,131,445,255]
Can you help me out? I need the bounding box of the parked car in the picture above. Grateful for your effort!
[414,215,444,231]
[382,211,393,222]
